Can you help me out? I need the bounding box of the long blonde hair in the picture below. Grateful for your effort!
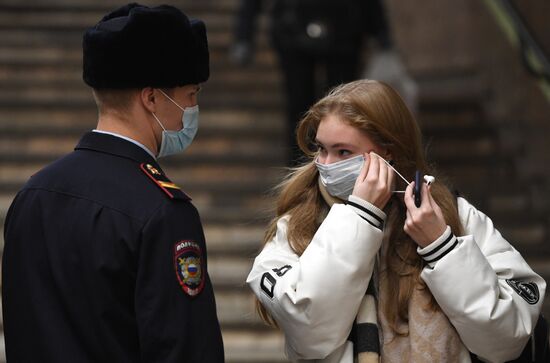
[257,80,464,334]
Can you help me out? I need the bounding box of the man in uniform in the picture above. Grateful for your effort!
[2,3,224,362]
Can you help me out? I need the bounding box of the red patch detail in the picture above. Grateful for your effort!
[174,240,205,297]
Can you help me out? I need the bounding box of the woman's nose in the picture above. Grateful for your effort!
[323,154,338,165]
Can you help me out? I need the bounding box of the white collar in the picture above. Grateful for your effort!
[92,129,156,159]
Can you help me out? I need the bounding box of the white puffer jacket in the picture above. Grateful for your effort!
[246,197,546,363]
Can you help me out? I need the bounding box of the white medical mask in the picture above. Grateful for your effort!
[151,90,199,158]
[315,152,436,200]
[315,154,364,199]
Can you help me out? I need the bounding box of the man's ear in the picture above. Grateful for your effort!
[140,87,157,113]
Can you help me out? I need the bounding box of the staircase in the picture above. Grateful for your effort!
[418,71,550,313]
[0,1,548,362]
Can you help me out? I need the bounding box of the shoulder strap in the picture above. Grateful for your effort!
[140,163,191,201]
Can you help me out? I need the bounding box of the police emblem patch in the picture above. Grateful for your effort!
[174,240,205,297]
[506,279,539,305]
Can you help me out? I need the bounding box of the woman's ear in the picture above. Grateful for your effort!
[140,87,157,113]
[382,148,393,163]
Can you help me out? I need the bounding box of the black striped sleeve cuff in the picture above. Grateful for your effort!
[346,195,386,230]
[355,322,380,354]
[417,226,459,268]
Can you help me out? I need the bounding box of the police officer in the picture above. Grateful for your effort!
[2,3,224,362]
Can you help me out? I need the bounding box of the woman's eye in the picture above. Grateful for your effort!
[338,150,351,156]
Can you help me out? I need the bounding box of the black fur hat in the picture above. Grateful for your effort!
[83,3,209,89]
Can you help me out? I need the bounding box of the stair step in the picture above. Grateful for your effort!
[427,137,496,159]
[0,115,285,138]
[0,32,238,50]
[0,47,277,77]
[204,224,265,256]
[0,32,273,58]
[0,195,12,222]
[222,329,288,363]
[0,67,282,89]
[0,150,286,166]
[423,123,494,136]
[0,130,285,155]
[204,255,253,289]
[418,107,484,128]
[215,289,287,335]
[215,290,262,328]
[0,45,276,71]
[0,89,283,111]
[0,0,240,13]
[0,109,284,131]
[0,10,236,31]
[415,68,488,107]
[0,147,286,169]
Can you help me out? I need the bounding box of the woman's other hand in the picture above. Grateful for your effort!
[403,182,447,247]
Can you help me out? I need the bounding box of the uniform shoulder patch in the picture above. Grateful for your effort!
[506,279,539,305]
[174,240,205,297]
[140,163,190,200]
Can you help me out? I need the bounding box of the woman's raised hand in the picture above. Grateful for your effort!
[352,152,395,209]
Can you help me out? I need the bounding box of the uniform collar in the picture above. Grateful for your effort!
[75,131,159,166]
[92,129,156,159]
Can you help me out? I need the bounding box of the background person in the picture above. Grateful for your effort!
[231,0,394,165]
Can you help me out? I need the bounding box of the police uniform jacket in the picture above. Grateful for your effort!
[246,195,546,362]
[2,131,224,362]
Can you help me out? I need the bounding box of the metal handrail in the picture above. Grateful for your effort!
[483,0,550,102]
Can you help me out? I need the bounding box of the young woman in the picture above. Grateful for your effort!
[246,80,545,362]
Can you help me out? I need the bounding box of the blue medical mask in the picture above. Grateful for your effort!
[151,90,199,158]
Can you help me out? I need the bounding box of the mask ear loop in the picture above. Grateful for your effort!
[370,152,410,193]
[371,152,436,193]
[150,112,167,131]
[158,89,193,130]
[158,89,185,112]
[150,90,176,132]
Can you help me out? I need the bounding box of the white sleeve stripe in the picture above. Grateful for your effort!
[346,200,384,224]
[347,195,386,220]
[346,200,384,226]
[420,232,454,258]
[357,214,381,230]
[423,237,459,265]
